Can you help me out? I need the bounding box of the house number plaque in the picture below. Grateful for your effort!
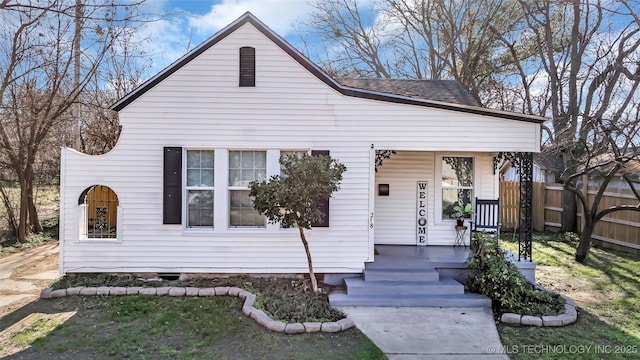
[416,181,428,246]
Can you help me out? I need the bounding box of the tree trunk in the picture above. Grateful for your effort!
[575,222,593,263]
[17,177,30,242]
[297,224,319,293]
[561,189,577,232]
[28,185,42,234]
[0,182,18,235]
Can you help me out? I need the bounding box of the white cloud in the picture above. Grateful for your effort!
[186,0,314,37]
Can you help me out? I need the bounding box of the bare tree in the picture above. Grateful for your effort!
[299,0,525,103]
[499,0,640,261]
[0,0,150,241]
[565,105,640,262]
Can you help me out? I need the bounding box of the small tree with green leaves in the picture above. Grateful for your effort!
[249,153,347,293]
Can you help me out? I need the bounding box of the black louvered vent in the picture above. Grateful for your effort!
[163,147,182,224]
[239,47,255,87]
[311,150,330,227]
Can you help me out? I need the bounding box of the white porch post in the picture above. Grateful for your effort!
[368,145,375,261]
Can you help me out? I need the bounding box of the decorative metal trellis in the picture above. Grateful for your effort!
[79,185,119,239]
[495,152,533,261]
[375,150,396,171]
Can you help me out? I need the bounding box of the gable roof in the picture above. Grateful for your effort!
[110,12,545,124]
[337,78,479,106]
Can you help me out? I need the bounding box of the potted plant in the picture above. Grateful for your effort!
[450,203,472,226]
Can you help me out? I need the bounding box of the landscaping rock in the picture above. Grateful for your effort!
[303,322,322,333]
[267,321,287,332]
[79,287,98,296]
[250,309,268,321]
[254,313,272,327]
[500,313,522,325]
[139,288,157,296]
[66,287,83,296]
[244,293,256,307]
[185,287,199,296]
[168,287,186,296]
[40,288,53,299]
[321,322,341,333]
[559,313,577,325]
[337,318,355,331]
[96,287,111,296]
[214,286,230,296]
[285,323,305,334]
[562,295,577,307]
[228,287,242,296]
[109,287,127,295]
[198,288,215,297]
[126,287,143,295]
[564,304,577,316]
[542,316,563,327]
[155,287,171,296]
[242,306,255,317]
[521,315,543,327]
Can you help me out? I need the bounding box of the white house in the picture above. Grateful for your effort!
[59,12,543,278]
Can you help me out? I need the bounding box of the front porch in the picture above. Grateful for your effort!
[328,245,490,307]
[328,245,536,308]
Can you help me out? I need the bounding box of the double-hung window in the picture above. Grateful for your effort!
[229,150,266,227]
[186,150,215,227]
[441,156,473,220]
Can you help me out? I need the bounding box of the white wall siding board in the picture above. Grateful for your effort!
[61,22,539,274]
[374,151,434,245]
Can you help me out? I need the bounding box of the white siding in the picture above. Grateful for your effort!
[61,22,538,274]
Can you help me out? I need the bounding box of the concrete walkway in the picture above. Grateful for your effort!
[338,306,509,360]
[0,242,60,316]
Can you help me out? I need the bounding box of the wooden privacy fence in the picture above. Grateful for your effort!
[499,181,545,232]
[499,181,640,252]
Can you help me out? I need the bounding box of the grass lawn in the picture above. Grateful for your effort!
[0,292,385,359]
[498,233,640,359]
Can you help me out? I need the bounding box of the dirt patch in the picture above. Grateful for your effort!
[10,253,58,279]
[536,265,621,304]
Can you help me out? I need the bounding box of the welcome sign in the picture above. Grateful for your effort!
[416,181,428,245]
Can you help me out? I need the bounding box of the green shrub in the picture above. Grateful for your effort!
[467,232,564,316]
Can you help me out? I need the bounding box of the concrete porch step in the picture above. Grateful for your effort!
[363,268,440,282]
[366,255,467,269]
[344,277,464,296]
[329,292,491,308]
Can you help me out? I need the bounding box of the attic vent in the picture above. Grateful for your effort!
[239,46,255,87]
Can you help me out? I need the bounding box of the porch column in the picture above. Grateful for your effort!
[518,152,533,261]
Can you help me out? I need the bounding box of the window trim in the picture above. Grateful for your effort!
[183,149,216,231]
[435,153,476,225]
[228,150,267,228]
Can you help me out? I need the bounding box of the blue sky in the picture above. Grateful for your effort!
[141,0,329,71]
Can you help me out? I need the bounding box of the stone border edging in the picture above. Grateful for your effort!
[40,286,354,334]
[500,294,578,327]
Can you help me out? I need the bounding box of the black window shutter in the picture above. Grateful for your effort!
[311,150,330,227]
[239,47,255,87]
[163,147,182,224]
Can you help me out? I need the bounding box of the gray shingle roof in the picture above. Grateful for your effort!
[337,78,479,106]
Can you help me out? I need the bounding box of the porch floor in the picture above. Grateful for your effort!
[373,245,470,269]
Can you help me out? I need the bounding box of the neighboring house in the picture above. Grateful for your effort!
[59,12,543,276]
[499,153,557,183]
